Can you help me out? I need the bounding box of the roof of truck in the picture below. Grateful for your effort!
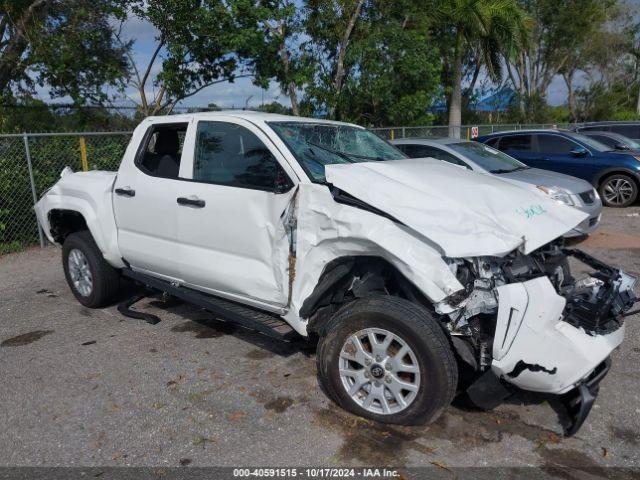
[145,110,357,127]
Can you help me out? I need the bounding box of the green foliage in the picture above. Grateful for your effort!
[0,132,129,254]
[0,0,129,103]
[303,0,442,126]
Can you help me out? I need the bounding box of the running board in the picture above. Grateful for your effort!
[122,269,297,341]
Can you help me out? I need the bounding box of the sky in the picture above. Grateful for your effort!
[114,15,288,110]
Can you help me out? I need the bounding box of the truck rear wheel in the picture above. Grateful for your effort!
[62,231,120,308]
[316,296,457,425]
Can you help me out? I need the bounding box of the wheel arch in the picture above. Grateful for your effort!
[592,167,640,189]
[303,255,435,337]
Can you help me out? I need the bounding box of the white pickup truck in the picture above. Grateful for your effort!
[35,112,637,434]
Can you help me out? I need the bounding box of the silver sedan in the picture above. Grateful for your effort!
[391,137,603,237]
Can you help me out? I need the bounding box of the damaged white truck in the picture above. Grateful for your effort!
[35,112,638,435]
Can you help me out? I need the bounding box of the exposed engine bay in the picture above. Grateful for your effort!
[435,242,638,435]
[440,242,637,340]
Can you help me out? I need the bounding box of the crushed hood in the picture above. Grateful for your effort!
[325,158,588,258]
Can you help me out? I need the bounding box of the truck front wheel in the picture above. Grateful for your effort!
[62,231,120,308]
[316,296,457,425]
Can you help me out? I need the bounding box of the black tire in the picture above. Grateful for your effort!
[62,230,120,308]
[316,296,458,425]
[598,174,638,208]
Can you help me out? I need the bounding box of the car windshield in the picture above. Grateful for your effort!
[447,141,528,173]
[567,132,611,152]
[268,121,406,182]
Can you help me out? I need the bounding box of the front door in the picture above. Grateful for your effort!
[113,121,190,281]
[175,118,298,311]
[534,134,596,181]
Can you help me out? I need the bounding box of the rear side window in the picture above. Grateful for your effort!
[137,123,188,179]
[536,134,577,154]
[485,137,500,148]
[499,135,532,151]
[609,124,640,139]
[193,121,289,190]
[579,125,610,132]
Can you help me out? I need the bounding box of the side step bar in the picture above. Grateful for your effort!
[122,269,298,341]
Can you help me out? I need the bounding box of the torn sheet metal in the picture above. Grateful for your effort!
[284,183,465,334]
[325,158,589,258]
[491,277,625,394]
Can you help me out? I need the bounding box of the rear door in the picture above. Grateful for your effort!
[175,117,298,311]
[113,120,190,281]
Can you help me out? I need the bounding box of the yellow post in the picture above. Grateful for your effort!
[466,128,470,140]
[390,129,395,140]
[79,136,89,171]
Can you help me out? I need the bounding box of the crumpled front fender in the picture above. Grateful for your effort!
[491,276,625,394]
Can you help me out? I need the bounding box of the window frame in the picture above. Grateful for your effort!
[134,122,190,179]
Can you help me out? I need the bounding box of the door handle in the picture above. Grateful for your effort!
[177,196,206,208]
[115,187,135,197]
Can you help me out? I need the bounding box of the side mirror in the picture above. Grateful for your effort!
[274,166,293,194]
[614,143,630,151]
[570,147,588,157]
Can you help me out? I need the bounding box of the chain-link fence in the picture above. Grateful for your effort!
[0,132,131,256]
[0,122,576,257]
[371,123,572,140]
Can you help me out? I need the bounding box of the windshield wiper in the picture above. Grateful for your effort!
[307,140,383,161]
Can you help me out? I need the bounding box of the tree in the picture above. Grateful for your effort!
[435,0,529,137]
[121,0,274,116]
[332,0,442,126]
[0,0,129,103]
[304,0,367,119]
[505,0,611,121]
[231,0,313,117]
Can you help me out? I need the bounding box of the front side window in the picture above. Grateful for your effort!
[268,122,406,182]
[499,135,532,151]
[536,134,578,154]
[193,121,288,190]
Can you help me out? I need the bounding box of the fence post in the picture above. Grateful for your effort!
[23,133,44,248]
[79,136,89,171]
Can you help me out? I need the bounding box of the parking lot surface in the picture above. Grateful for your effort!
[1,207,639,471]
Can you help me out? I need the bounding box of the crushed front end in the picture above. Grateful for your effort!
[436,244,638,435]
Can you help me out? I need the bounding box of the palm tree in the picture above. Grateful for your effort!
[436,0,530,138]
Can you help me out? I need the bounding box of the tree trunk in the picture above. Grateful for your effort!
[563,71,576,122]
[329,0,365,119]
[288,82,300,116]
[448,33,463,139]
[0,0,50,94]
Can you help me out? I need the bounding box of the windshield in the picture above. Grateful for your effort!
[448,141,527,173]
[268,122,406,182]
[568,132,611,152]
